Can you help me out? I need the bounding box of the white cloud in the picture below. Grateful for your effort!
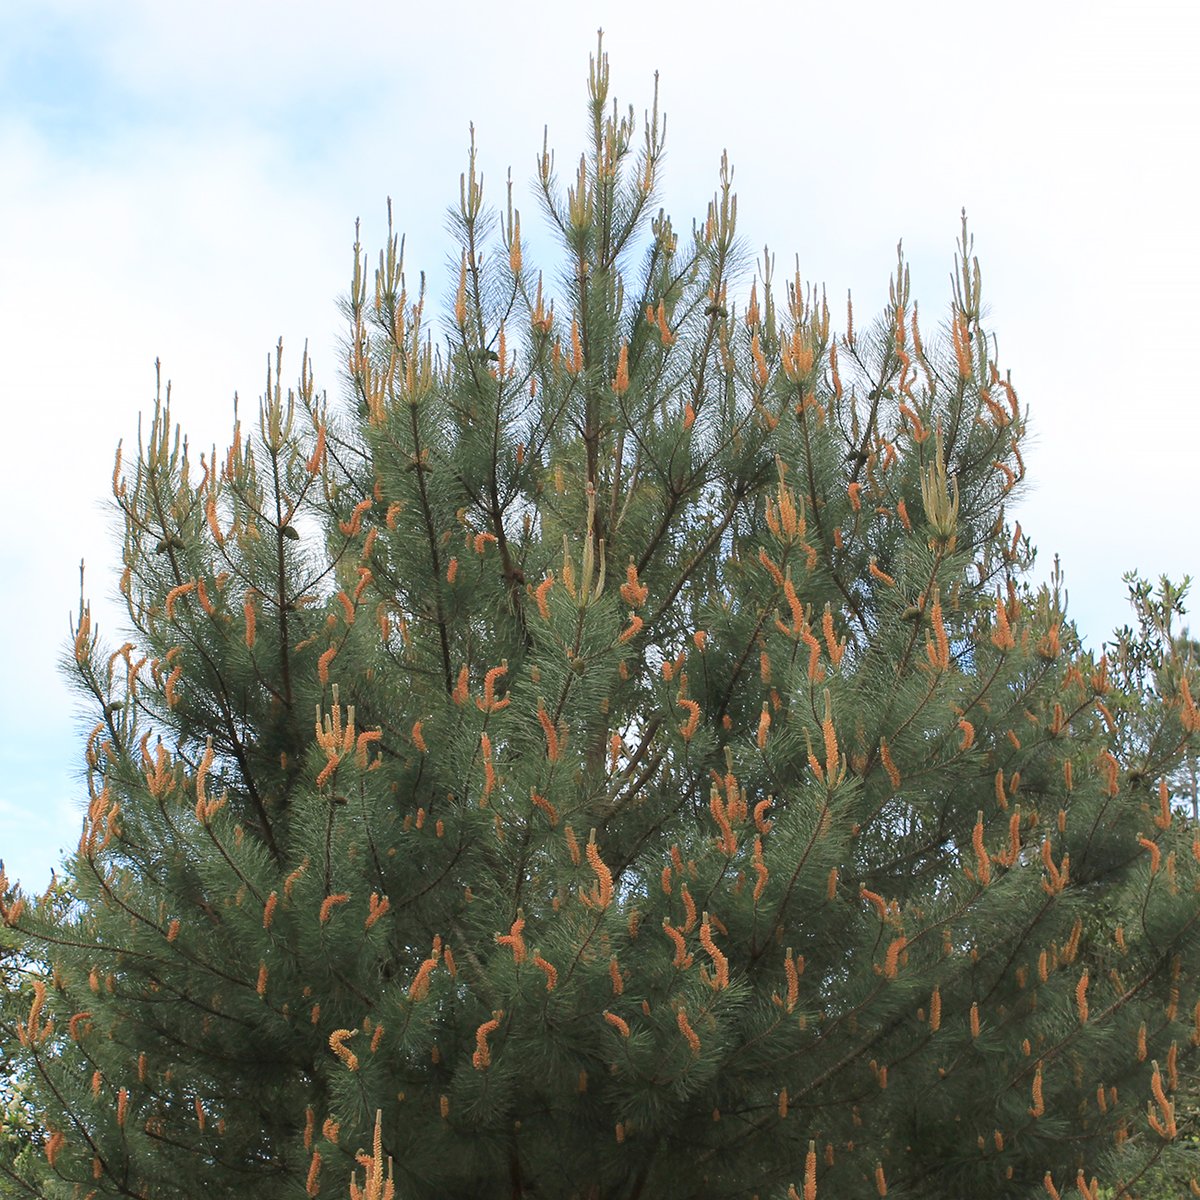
[1,0,1197,885]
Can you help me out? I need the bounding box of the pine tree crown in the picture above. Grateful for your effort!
[2,33,1199,1200]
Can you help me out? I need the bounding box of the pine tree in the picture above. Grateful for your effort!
[0,923,40,1180]
[4,37,1200,1200]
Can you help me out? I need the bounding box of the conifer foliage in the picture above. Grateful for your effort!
[4,38,1200,1200]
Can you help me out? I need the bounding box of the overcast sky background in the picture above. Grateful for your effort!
[1,0,1197,889]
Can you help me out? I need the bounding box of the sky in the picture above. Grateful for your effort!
[1,0,1197,889]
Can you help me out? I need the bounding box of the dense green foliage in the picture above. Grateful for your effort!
[0,926,39,1180]
[3,40,1200,1200]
